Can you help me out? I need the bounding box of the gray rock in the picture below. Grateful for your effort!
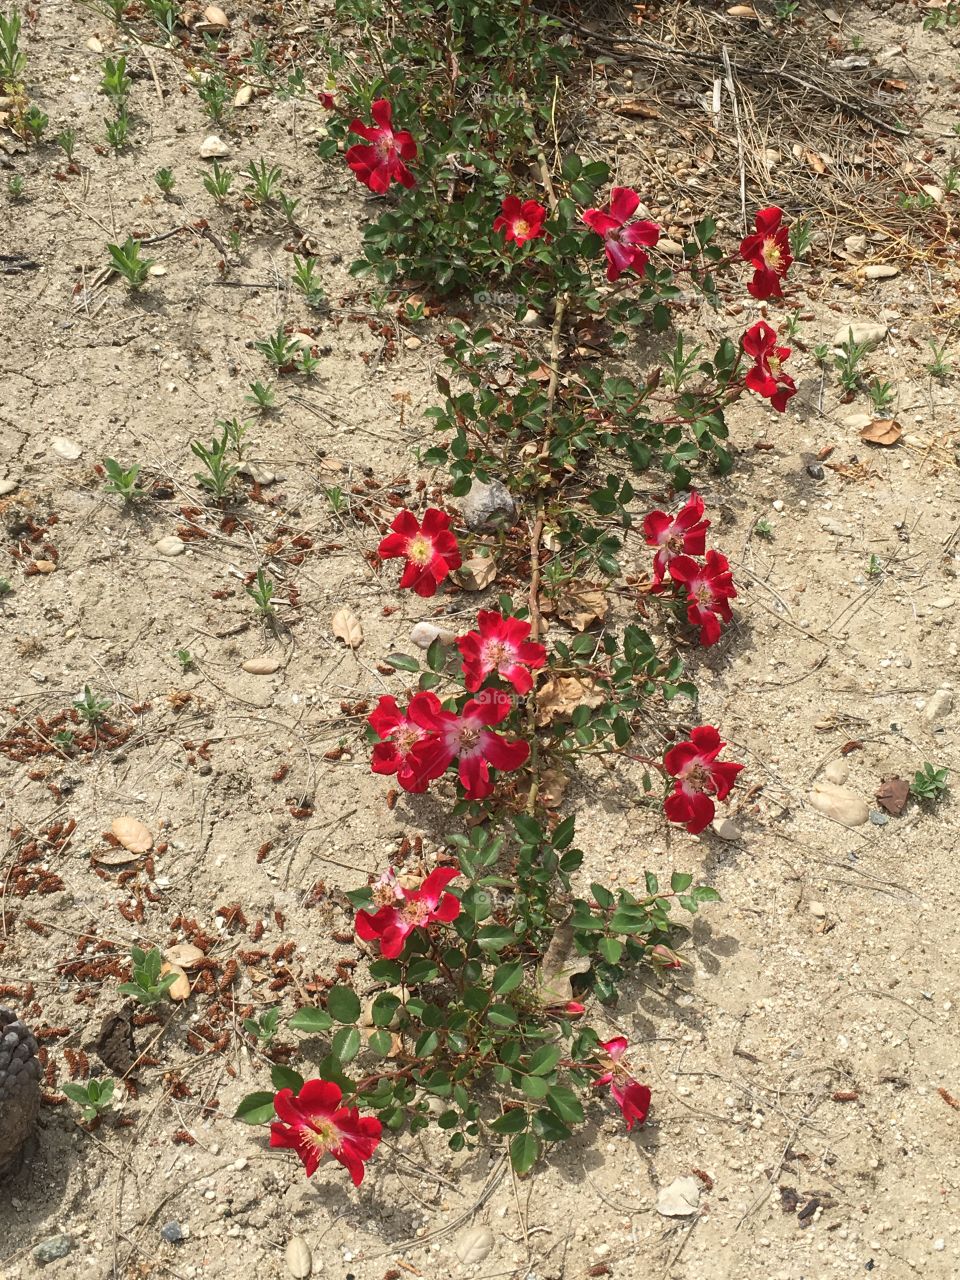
[33,1236,74,1266]
[831,321,887,349]
[657,1176,701,1217]
[806,463,824,480]
[922,688,953,724]
[160,1221,186,1244]
[869,810,889,826]
[460,479,517,532]
[410,622,457,650]
[710,817,741,841]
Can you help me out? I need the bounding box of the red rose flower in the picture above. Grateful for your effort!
[642,491,710,586]
[270,1079,382,1185]
[456,610,546,695]
[346,99,417,194]
[407,689,529,800]
[355,865,461,959]
[377,508,461,597]
[594,1036,652,1132]
[742,321,797,413]
[739,206,792,300]
[368,695,438,793]
[668,549,736,647]
[663,724,743,835]
[494,196,547,246]
[582,187,660,282]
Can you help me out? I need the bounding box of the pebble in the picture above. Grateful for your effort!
[410,621,457,649]
[819,519,852,538]
[285,1236,312,1278]
[843,412,874,431]
[771,499,783,512]
[922,687,953,724]
[460,478,518,531]
[241,656,281,675]
[199,134,230,158]
[403,336,422,350]
[33,559,56,573]
[931,597,954,609]
[808,780,869,826]
[453,1224,495,1265]
[33,1235,74,1265]
[823,759,849,785]
[160,1221,186,1244]
[657,1176,701,1217]
[0,477,17,496]
[156,535,186,557]
[658,238,684,255]
[51,436,82,460]
[239,462,276,485]
[809,901,827,918]
[711,816,741,841]
[844,234,867,256]
[520,309,543,326]
[831,320,887,349]
[864,264,900,279]
[234,84,253,107]
[869,810,889,826]
[806,463,825,480]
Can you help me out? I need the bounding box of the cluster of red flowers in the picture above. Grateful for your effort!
[663,724,743,834]
[643,491,736,647]
[356,865,461,957]
[370,610,544,799]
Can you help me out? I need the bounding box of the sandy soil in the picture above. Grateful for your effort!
[1,0,959,1277]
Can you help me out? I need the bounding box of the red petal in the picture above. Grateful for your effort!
[608,186,640,224]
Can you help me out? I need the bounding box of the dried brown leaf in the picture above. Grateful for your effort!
[875,776,909,816]
[331,606,364,648]
[860,418,902,447]
[535,674,604,726]
[616,99,661,119]
[110,815,153,854]
[455,552,497,591]
[555,582,609,631]
[534,918,592,1007]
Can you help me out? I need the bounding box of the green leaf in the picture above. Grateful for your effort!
[331,1025,361,1062]
[415,1029,440,1057]
[288,1007,333,1034]
[490,1108,528,1135]
[327,986,361,1023]
[492,961,523,995]
[532,1108,572,1142]
[599,936,624,964]
[546,1085,584,1125]
[371,993,401,1027]
[510,1131,540,1175]
[368,1028,393,1056]
[405,958,439,983]
[591,882,614,909]
[670,871,693,893]
[487,1004,518,1027]
[384,652,420,673]
[527,1044,562,1076]
[233,1091,277,1124]
[520,1073,549,1100]
[270,1064,303,1093]
[477,925,517,951]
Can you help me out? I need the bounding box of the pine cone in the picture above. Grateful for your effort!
[0,1007,41,1178]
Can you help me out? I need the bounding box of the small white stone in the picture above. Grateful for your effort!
[199,134,230,158]
[51,436,82,460]
[155,535,186,557]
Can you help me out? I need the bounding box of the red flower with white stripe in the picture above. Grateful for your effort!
[663,725,743,834]
[739,206,792,300]
[407,689,529,800]
[594,1036,652,1132]
[643,491,710,586]
[346,99,417,194]
[742,321,797,413]
[355,865,461,959]
[270,1079,382,1185]
[377,508,461,597]
[582,187,660,282]
[668,549,736,647]
[456,610,546,695]
[368,695,435,793]
[494,196,547,246]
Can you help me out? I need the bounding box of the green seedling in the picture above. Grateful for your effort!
[291,255,326,310]
[927,339,951,379]
[910,762,949,802]
[789,218,813,260]
[154,166,175,194]
[244,158,282,203]
[53,728,75,750]
[143,0,176,36]
[218,416,250,459]
[245,380,278,411]
[191,426,239,500]
[0,577,12,597]
[246,568,276,617]
[56,126,76,159]
[103,0,127,21]
[781,310,802,342]
[243,36,272,80]
[867,379,895,413]
[0,10,26,88]
[324,485,346,514]
[73,685,112,726]
[278,191,300,223]
[226,226,242,253]
[107,236,154,289]
[104,109,130,152]
[175,648,194,673]
[102,457,143,503]
[196,70,231,123]
[774,0,799,19]
[202,160,233,203]
[753,517,773,541]
[100,55,131,106]
[23,104,47,141]
[867,553,884,578]
[297,349,321,377]
[833,331,871,395]
[813,342,830,365]
[255,326,300,369]
[663,332,702,392]
[242,1007,280,1049]
[7,173,24,199]
[118,946,178,1005]
[62,1077,116,1123]
[944,165,960,196]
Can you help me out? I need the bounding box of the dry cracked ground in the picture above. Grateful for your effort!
[1,0,960,1278]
